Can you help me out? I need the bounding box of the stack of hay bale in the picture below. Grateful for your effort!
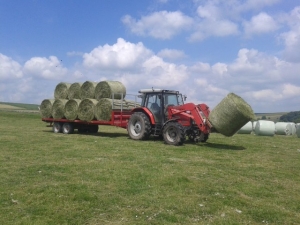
[39,80,139,122]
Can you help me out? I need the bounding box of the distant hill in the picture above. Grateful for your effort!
[254,112,287,122]
[0,102,40,111]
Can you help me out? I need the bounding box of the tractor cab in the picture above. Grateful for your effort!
[138,89,185,124]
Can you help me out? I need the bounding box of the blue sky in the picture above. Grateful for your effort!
[0,0,299,112]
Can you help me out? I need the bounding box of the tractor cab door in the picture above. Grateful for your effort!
[144,93,162,123]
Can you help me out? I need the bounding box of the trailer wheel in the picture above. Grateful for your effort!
[62,123,74,134]
[163,122,185,146]
[127,112,151,140]
[89,125,99,133]
[53,122,63,133]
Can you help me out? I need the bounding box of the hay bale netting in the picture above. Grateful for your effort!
[80,81,98,99]
[95,98,130,121]
[40,99,55,118]
[78,98,98,122]
[237,121,253,134]
[296,124,300,138]
[54,82,71,99]
[208,93,255,137]
[254,120,275,136]
[65,99,81,120]
[68,82,82,99]
[275,122,293,135]
[95,81,126,100]
[52,99,68,119]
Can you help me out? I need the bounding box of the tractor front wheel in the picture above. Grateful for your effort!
[163,122,185,146]
[127,112,151,140]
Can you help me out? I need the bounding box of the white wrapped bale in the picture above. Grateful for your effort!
[288,122,296,135]
[208,93,255,137]
[296,124,300,138]
[237,121,253,134]
[252,121,257,132]
[275,122,293,135]
[254,120,275,136]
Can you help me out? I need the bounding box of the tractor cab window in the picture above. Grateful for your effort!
[146,94,161,111]
[164,94,183,106]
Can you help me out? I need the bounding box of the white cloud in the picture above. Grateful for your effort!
[122,11,193,39]
[157,49,186,60]
[243,12,279,37]
[142,56,188,87]
[280,6,300,62]
[83,38,152,70]
[23,56,68,80]
[0,53,23,80]
[189,19,239,41]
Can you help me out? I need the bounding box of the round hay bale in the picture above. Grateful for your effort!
[68,82,82,99]
[95,98,128,121]
[208,93,255,137]
[296,124,300,138]
[275,122,293,135]
[65,99,81,120]
[52,99,68,119]
[80,81,98,99]
[54,82,71,99]
[40,99,55,118]
[237,121,253,134]
[78,98,98,122]
[95,81,126,100]
[254,120,275,136]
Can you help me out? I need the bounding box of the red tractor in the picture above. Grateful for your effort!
[127,89,211,145]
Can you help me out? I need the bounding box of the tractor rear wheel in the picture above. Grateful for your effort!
[163,122,185,146]
[127,112,151,140]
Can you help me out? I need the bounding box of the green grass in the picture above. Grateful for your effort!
[0,111,300,224]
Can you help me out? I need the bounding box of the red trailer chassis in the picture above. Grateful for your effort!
[42,110,132,134]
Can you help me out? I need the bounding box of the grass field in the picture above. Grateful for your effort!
[0,111,299,224]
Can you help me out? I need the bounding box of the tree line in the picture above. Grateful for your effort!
[279,111,300,123]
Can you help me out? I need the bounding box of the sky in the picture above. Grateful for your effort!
[0,0,300,113]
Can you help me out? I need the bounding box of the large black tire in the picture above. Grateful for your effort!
[201,133,209,143]
[62,123,74,134]
[127,112,151,140]
[53,122,63,133]
[88,125,99,133]
[163,122,185,146]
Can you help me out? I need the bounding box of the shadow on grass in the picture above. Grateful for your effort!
[204,142,246,151]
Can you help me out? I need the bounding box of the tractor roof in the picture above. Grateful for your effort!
[139,89,180,94]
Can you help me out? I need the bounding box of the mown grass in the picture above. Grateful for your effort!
[0,111,299,224]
